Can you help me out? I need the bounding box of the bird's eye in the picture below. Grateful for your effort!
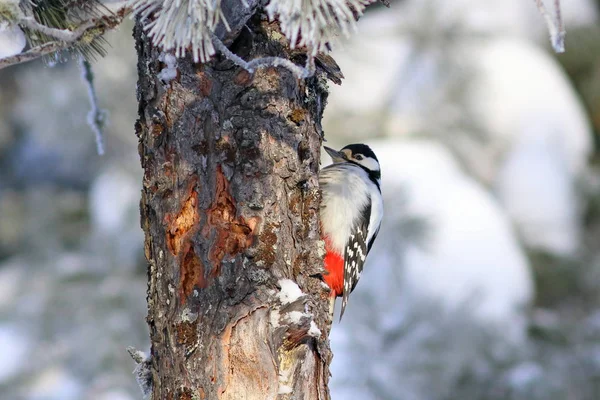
[355,154,363,160]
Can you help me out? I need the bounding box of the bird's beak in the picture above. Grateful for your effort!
[324,146,347,163]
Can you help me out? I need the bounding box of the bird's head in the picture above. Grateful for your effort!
[324,143,381,175]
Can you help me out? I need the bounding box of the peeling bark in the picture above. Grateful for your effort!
[135,12,331,400]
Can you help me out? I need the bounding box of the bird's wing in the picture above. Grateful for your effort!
[340,199,371,320]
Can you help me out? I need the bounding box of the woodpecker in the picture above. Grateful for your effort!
[319,143,383,319]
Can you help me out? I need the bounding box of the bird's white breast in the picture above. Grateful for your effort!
[319,163,382,254]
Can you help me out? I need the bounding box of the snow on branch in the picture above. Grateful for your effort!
[19,17,97,42]
[131,0,375,65]
[0,9,129,70]
[533,0,566,53]
[79,57,107,155]
[129,0,228,63]
[266,0,376,55]
[210,32,316,79]
[127,346,153,399]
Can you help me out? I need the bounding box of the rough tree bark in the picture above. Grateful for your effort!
[134,9,333,400]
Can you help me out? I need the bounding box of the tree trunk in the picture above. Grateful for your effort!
[134,11,332,400]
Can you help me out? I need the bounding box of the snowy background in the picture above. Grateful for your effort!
[1,0,600,399]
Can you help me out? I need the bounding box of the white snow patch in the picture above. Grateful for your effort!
[286,311,309,324]
[130,348,149,363]
[0,22,26,59]
[278,367,294,396]
[278,384,293,395]
[157,52,178,83]
[277,279,304,304]
[308,321,321,338]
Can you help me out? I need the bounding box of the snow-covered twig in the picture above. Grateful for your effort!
[0,10,129,70]
[0,41,63,69]
[129,0,228,63]
[210,31,315,80]
[79,57,107,155]
[19,17,96,42]
[533,0,566,53]
[266,0,376,55]
[130,0,375,64]
[553,0,565,49]
[127,346,147,364]
[127,346,153,399]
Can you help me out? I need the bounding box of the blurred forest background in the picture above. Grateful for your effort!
[1,0,600,399]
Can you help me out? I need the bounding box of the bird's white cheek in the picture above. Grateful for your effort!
[360,158,380,172]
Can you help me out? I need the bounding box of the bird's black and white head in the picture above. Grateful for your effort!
[324,143,381,184]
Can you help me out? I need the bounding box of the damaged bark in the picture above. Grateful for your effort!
[134,10,331,400]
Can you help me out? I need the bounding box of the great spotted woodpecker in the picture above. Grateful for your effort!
[319,144,383,319]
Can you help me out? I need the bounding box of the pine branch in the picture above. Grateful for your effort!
[0,41,62,69]
[266,0,376,55]
[129,0,228,62]
[0,9,129,70]
[130,0,376,63]
[19,16,96,42]
[21,0,114,60]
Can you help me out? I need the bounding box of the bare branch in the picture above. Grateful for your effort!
[533,0,566,53]
[210,31,315,80]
